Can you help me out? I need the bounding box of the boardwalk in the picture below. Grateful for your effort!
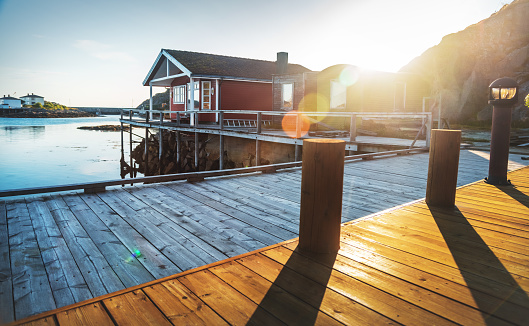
[1,149,527,323]
[8,160,529,325]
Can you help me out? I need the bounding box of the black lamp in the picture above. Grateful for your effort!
[486,77,519,185]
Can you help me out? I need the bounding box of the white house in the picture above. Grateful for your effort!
[20,93,44,106]
[0,95,22,108]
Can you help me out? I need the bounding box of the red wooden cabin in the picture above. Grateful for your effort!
[143,49,311,123]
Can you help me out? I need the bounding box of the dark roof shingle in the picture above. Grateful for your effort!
[164,49,311,80]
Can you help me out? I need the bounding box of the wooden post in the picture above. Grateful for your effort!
[299,139,345,253]
[426,129,461,207]
[219,111,224,170]
[256,112,261,166]
[158,114,163,175]
[144,127,149,176]
[195,131,199,171]
[129,111,133,179]
[349,114,356,142]
[176,131,181,172]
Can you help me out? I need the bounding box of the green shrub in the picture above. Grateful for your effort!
[525,93,529,108]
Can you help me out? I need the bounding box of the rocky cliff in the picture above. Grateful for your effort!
[400,0,529,123]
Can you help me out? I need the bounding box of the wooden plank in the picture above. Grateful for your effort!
[0,200,14,324]
[265,245,510,325]
[334,228,529,309]
[103,290,172,325]
[79,193,180,279]
[44,196,125,297]
[55,302,114,325]
[127,186,265,255]
[176,182,300,233]
[405,203,529,240]
[26,199,91,307]
[161,183,298,240]
[21,316,57,326]
[61,194,155,287]
[6,200,56,320]
[143,279,228,325]
[234,253,396,325]
[334,241,528,325]
[351,216,529,281]
[150,184,286,245]
[239,250,452,325]
[210,260,344,325]
[178,270,284,325]
[97,190,207,272]
[388,206,529,254]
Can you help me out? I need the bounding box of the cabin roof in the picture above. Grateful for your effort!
[143,49,311,86]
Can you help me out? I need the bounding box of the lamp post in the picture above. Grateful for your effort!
[486,77,518,185]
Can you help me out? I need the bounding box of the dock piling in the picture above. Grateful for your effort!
[425,129,461,207]
[299,139,345,253]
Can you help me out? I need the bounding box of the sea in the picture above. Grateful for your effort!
[0,115,134,193]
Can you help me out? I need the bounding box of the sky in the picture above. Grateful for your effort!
[0,0,514,107]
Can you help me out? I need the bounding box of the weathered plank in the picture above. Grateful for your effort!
[79,193,181,280]
[26,198,90,307]
[61,194,155,287]
[0,200,14,324]
[143,279,228,325]
[6,200,56,319]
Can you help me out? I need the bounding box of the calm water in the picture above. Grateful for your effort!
[0,116,128,192]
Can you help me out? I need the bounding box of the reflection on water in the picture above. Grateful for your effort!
[0,116,131,192]
[1,125,46,139]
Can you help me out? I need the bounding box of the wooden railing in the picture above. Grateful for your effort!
[121,109,433,145]
[0,148,427,198]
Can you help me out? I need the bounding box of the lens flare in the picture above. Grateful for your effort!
[339,66,360,87]
[281,110,310,138]
[298,93,330,123]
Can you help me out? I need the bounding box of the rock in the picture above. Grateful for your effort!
[400,0,529,123]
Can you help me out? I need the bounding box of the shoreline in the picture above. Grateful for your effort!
[0,108,97,118]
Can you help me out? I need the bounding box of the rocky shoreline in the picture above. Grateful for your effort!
[77,125,130,131]
[0,108,96,118]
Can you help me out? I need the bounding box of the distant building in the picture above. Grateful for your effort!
[20,93,44,106]
[0,95,22,109]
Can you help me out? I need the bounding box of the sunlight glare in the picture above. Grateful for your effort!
[298,93,330,123]
[281,110,311,138]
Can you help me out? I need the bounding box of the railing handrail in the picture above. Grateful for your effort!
[122,108,432,119]
[0,148,427,198]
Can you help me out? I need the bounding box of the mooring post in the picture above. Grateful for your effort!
[219,111,224,170]
[425,129,461,207]
[299,139,345,253]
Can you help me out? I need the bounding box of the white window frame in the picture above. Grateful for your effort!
[201,81,211,110]
[281,83,294,111]
[330,80,346,110]
[173,85,186,104]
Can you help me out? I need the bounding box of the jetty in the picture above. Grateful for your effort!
[1,147,528,324]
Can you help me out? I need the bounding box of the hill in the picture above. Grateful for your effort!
[400,0,529,123]
[136,89,170,110]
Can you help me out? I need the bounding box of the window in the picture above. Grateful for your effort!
[330,80,346,109]
[282,83,293,110]
[187,81,200,109]
[173,86,185,104]
[202,81,211,110]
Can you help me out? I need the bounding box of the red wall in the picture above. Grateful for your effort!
[167,78,272,122]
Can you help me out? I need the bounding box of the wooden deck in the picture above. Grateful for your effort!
[7,159,529,325]
[1,149,528,324]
